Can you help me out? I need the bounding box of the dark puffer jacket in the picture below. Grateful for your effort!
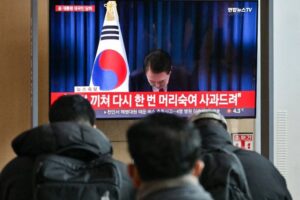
[0,122,134,200]
[198,123,292,200]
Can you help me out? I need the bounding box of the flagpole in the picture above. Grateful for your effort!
[32,0,38,127]
[90,0,130,92]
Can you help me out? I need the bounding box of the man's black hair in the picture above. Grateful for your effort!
[143,49,172,73]
[127,113,201,181]
[49,94,96,126]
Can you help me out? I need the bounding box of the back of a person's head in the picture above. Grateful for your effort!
[127,113,201,182]
[143,49,172,73]
[190,110,228,131]
[49,95,95,126]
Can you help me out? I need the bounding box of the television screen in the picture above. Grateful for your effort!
[50,0,258,118]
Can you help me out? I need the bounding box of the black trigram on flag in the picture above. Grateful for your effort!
[101,25,119,40]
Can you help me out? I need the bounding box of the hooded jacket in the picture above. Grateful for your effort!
[0,122,134,200]
[198,123,292,200]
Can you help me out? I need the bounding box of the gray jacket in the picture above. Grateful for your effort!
[137,174,213,200]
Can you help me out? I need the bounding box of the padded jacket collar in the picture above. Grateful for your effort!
[198,123,236,150]
[12,122,112,157]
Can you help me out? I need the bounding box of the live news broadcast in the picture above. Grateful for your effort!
[50,0,258,119]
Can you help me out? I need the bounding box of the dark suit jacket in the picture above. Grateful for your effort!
[129,67,196,91]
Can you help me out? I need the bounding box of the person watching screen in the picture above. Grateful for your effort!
[126,113,212,200]
[190,110,292,200]
[0,94,135,200]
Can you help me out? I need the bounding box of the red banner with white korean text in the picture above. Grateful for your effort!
[51,91,255,109]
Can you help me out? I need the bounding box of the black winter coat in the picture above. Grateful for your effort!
[0,122,135,200]
[198,123,292,200]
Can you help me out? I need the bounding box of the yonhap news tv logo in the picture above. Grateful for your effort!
[228,7,253,14]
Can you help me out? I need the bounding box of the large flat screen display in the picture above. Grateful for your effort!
[50,0,258,119]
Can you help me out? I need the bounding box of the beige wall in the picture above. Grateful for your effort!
[38,0,50,124]
[96,120,135,163]
[0,0,32,169]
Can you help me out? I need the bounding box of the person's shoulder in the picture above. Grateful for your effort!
[235,149,282,172]
[111,159,136,199]
[1,157,34,178]
[202,148,242,171]
[112,159,127,168]
[148,183,213,200]
[235,149,292,198]
[172,66,190,74]
[112,159,133,181]
[235,148,269,162]
[129,69,148,91]
[171,67,191,80]
[0,157,34,200]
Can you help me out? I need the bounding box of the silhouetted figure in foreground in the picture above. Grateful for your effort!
[127,113,212,200]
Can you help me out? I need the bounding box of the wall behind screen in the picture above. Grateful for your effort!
[0,0,31,169]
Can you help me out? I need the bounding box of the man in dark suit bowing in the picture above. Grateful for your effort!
[129,49,194,92]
